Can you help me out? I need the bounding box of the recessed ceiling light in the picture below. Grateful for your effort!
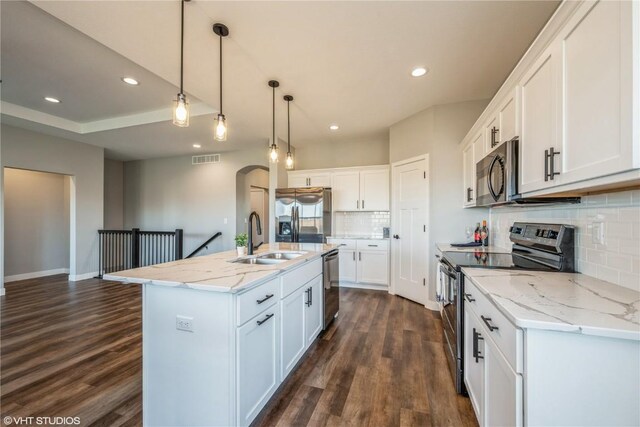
[193,143,201,148]
[411,67,428,77]
[329,124,339,131]
[121,77,139,85]
[44,97,60,103]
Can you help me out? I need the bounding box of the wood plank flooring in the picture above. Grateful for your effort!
[1,275,476,427]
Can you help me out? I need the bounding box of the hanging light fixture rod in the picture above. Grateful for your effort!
[268,80,280,162]
[284,95,294,169]
[213,23,229,141]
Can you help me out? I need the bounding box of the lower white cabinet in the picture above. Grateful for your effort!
[464,306,485,425]
[280,285,307,379]
[327,238,389,288]
[484,336,522,427]
[304,275,323,347]
[237,309,280,425]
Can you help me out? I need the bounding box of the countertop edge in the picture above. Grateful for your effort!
[461,267,640,342]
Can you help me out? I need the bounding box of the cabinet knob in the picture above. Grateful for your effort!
[393,234,400,239]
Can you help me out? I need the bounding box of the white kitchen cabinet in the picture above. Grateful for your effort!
[280,285,306,379]
[332,171,361,211]
[331,167,390,211]
[462,141,475,207]
[518,45,560,194]
[464,306,485,426]
[327,238,389,288]
[287,171,331,188]
[498,91,518,144]
[356,240,389,285]
[359,169,389,211]
[237,308,280,426]
[555,0,636,186]
[304,275,323,347]
[484,335,523,427]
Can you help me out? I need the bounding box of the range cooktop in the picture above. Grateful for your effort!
[441,251,561,272]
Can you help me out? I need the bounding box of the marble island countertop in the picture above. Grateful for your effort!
[104,243,336,293]
[436,243,511,253]
[462,268,640,341]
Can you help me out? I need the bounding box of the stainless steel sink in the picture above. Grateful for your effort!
[231,257,286,265]
[258,251,306,260]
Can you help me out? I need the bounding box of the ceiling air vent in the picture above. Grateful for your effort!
[192,154,221,165]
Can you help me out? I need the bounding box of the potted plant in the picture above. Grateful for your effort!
[235,233,248,256]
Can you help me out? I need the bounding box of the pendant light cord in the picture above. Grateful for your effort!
[287,99,291,153]
[272,86,276,146]
[219,33,223,114]
[180,0,185,95]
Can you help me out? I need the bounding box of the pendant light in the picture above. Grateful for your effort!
[284,95,294,170]
[213,23,229,141]
[173,0,190,127]
[268,80,280,162]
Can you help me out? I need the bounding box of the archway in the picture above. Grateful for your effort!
[235,165,269,248]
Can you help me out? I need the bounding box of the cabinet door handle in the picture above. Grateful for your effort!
[491,126,499,147]
[309,287,312,306]
[256,294,274,304]
[473,328,484,362]
[357,200,359,209]
[368,244,378,247]
[481,315,499,332]
[359,252,362,261]
[466,187,473,202]
[545,147,561,181]
[464,293,475,303]
[352,252,355,261]
[257,313,274,326]
[362,200,365,209]
[305,288,310,306]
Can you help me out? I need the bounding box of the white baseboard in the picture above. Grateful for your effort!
[339,282,389,291]
[424,300,440,311]
[4,268,69,283]
[69,271,99,281]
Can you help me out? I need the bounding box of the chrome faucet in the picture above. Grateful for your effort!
[248,211,262,255]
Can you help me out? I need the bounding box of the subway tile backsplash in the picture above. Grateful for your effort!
[333,211,390,238]
[490,189,640,292]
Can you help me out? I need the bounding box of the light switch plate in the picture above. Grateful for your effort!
[592,221,605,245]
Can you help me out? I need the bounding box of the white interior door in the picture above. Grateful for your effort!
[391,156,429,305]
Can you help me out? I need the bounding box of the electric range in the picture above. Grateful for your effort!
[436,222,576,395]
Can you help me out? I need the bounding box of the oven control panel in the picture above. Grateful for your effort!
[509,222,568,246]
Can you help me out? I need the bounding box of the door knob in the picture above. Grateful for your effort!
[393,234,400,239]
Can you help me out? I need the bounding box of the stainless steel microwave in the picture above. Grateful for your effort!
[476,138,519,207]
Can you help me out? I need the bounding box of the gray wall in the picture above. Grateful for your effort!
[4,168,70,278]
[294,134,389,170]
[104,159,124,229]
[124,149,268,256]
[389,99,490,303]
[1,124,104,281]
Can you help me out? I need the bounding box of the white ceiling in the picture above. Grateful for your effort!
[1,0,559,161]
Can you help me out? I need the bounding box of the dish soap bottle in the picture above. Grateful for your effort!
[481,220,489,247]
[474,223,481,243]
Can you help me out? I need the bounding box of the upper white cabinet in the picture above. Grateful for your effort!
[287,171,331,188]
[462,140,475,207]
[557,0,635,185]
[329,166,390,211]
[460,0,640,198]
[518,46,560,194]
[359,169,389,211]
[331,171,360,211]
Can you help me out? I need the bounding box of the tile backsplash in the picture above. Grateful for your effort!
[333,211,390,238]
[490,189,640,291]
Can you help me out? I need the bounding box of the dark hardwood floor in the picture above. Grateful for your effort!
[1,275,476,427]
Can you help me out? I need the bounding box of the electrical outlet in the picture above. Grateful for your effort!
[176,315,194,332]
[592,221,605,245]
[224,218,228,224]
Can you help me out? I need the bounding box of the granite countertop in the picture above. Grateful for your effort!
[436,243,511,253]
[104,243,337,293]
[462,268,640,341]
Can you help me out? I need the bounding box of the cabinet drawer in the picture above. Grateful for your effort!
[464,278,523,373]
[281,258,322,299]
[237,278,280,326]
[356,240,389,251]
[327,238,356,250]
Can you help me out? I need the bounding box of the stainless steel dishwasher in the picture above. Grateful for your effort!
[322,249,339,329]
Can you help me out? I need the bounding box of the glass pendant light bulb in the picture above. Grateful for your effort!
[285,152,294,169]
[214,113,227,141]
[269,144,279,162]
[173,93,189,127]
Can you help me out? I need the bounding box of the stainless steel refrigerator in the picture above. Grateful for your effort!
[275,187,332,243]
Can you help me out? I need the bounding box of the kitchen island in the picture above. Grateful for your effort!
[106,243,336,427]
